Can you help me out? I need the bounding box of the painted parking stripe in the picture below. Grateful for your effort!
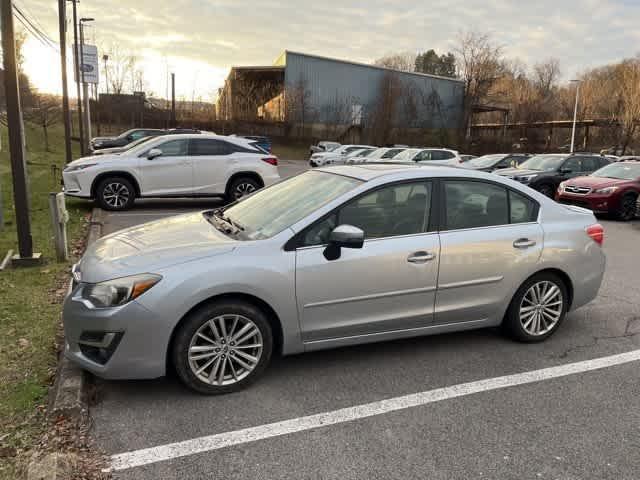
[110,349,640,471]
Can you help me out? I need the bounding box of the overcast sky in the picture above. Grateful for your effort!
[20,0,640,100]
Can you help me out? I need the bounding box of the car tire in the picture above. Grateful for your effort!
[502,272,569,343]
[95,177,136,211]
[616,192,638,221]
[226,177,261,202]
[537,184,555,198]
[172,300,273,395]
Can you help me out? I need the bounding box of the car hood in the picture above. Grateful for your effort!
[77,212,237,283]
[65,154,124,168]
[564,176,629,188]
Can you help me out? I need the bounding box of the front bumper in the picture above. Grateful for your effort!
[556,192,615,214]
[61,170,92,198]
[63,290,171,379]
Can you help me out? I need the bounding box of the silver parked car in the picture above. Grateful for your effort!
[63,164,605,394]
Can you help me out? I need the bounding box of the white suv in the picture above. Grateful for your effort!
[62,134,280,210]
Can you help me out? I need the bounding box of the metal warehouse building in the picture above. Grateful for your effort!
[217,51,465,137]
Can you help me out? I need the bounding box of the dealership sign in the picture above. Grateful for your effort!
[73,44,99,84]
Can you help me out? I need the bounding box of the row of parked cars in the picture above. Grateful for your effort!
[309,143,640,221]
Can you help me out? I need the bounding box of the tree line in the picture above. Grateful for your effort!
[374,31,640,152]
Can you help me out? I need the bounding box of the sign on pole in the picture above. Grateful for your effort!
[73,43,99,84]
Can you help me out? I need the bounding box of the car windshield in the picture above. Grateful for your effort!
[592,163,640,180]
[117,129,137,140]
[518,155,567,171]
[121,136,156,151]
[364,148,389,159]
[467,154,505,168]
[222,171,362,240]
[393,148,420,161]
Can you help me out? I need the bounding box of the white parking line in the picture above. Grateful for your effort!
[110,349,640,472]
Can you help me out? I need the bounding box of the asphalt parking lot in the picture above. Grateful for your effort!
[89,160,640,479]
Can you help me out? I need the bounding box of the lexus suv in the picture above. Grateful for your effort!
[496,153,610,197]
[63,134,280,210]
[556,161,640,220]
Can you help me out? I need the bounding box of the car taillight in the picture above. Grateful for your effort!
[262,157,278,166]
[586,223,604,246]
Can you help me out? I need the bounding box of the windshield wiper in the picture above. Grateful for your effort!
[211,209,246,232]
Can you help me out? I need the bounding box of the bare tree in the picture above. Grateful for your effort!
[455,31,504,135]
[533,58,561,96]
[102,43,136,94]
[373,52,416,72]
[618,57,640,154]
[27,94,61,151]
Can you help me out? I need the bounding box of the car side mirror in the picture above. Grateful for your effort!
[146,148,162,160]
[323,225,364,261]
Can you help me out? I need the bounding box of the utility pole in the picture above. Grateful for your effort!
[58,0,73,163]
[79,18,93,152]
[570,79,581,154]
[70,0,84,155]
[103,54,109,94]
[1,0,41,265]
[171,72,176,127]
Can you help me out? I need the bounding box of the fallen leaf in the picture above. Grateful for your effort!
[18,338,30,348]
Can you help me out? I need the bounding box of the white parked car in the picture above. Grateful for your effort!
[309,144,375,167]
[348,147,407,164]
[62,134,280,210]
[390,148,462,165]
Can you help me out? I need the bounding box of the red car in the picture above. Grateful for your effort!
[556,161,640,220]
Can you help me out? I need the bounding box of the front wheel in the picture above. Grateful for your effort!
[96,177,136,211]
[503,273,568,342]
[616,193,637,221]
[172,301,273,394]
[537,184,555,198]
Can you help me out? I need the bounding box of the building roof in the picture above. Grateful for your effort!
[284,50,465,84]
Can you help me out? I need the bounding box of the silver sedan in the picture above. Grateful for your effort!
[63,164,606,394]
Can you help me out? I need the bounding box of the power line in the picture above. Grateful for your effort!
[12,4,59,52]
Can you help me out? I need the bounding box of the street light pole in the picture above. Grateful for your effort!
[570,79,581,154]
[69,0,84,155]
[79,18,94,153]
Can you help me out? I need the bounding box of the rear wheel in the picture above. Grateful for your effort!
[172,300,273,394]
[503,272,568,342]
[226,177,260,202]
[616,192,637,221]
[96,177,135,211]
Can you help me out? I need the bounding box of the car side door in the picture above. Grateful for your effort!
[137,138,193,196]
[295,181,440,348]
[558,156,586,182]
[189,138,235,194]
[435,180,543,326]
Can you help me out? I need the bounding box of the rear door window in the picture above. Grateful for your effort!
[190,139,230,156]
[444,181,509,230]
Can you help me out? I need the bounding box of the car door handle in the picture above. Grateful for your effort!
[513,238,536,249]
[407,251,435,263]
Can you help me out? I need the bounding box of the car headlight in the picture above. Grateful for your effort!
[594,186,618,195]
[558,181,567,192]
[76,273,162,308]
[64,163,97,172]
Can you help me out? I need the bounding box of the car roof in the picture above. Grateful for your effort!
[316,163,471,181]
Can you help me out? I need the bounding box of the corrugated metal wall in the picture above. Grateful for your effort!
[283,51,464,129]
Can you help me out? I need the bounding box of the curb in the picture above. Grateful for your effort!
[48,208,104,422]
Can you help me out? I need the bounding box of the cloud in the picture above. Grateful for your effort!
[20,0,640,99]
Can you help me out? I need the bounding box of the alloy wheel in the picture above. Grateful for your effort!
[188,314,263,386]
[102,182,130,208]
[234,182,256,199]
[519,281,563,336]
